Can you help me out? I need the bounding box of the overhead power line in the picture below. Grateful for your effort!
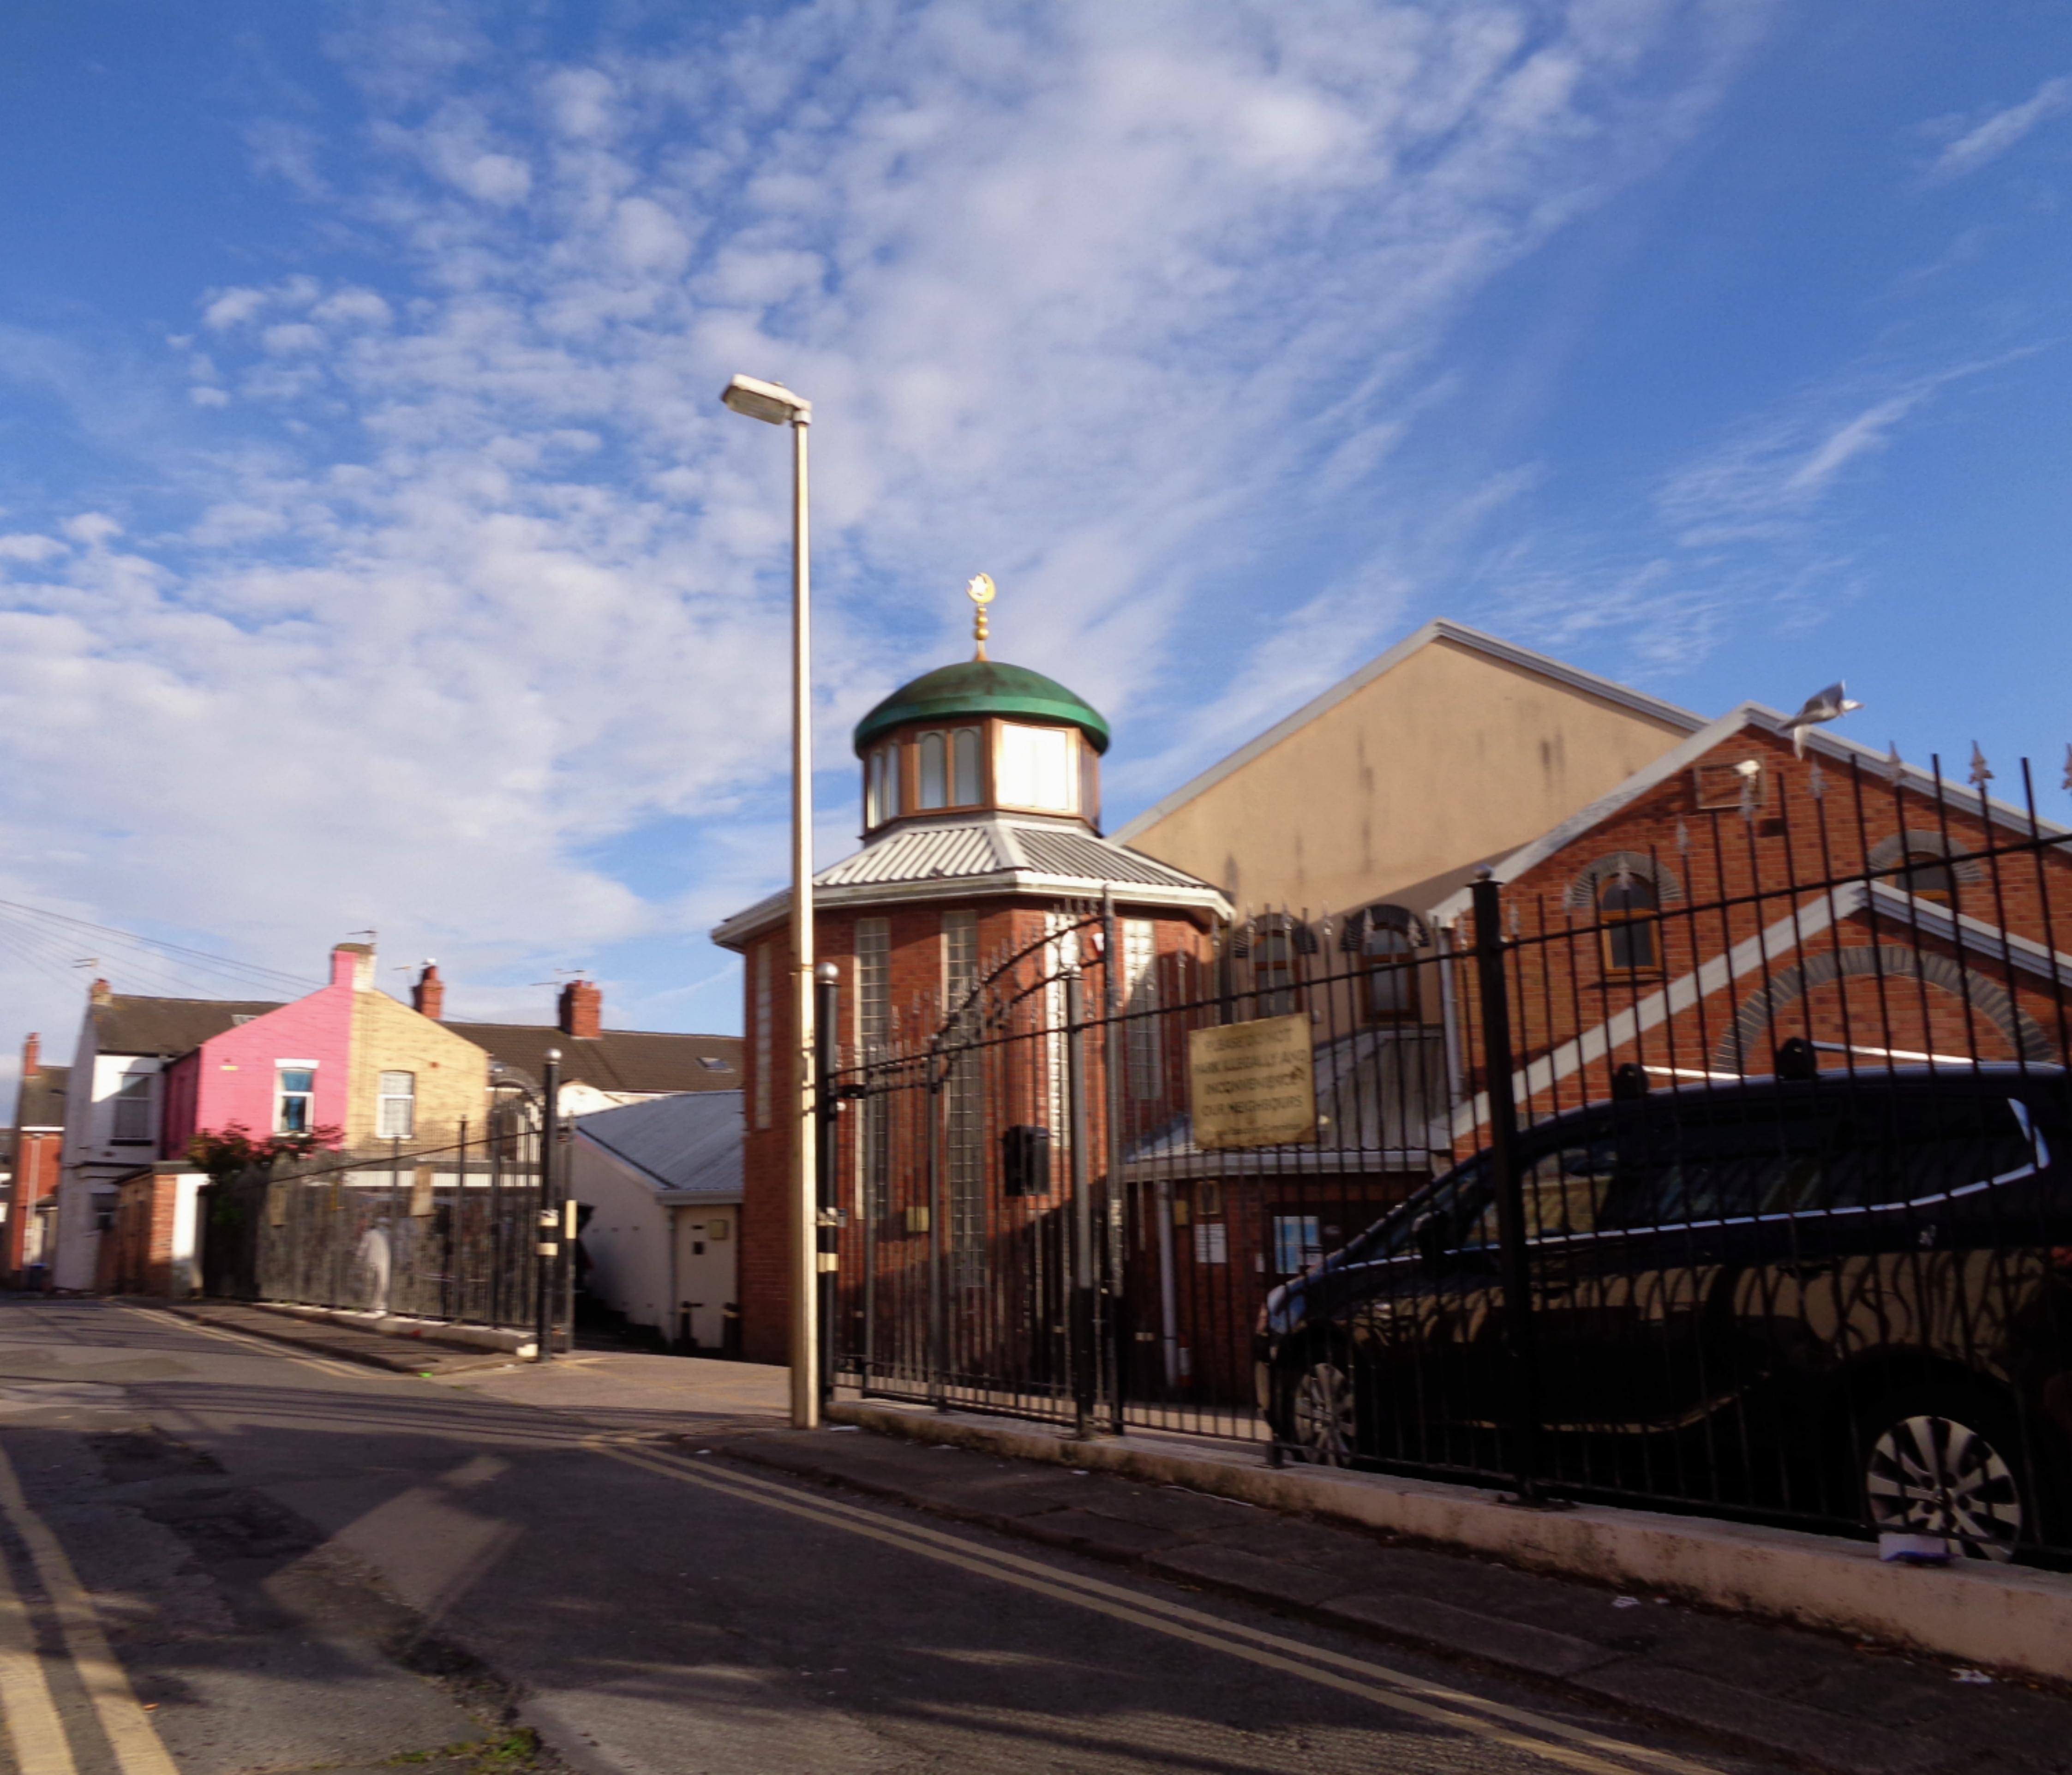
[0,897,318,998]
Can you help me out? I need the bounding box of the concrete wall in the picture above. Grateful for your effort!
[1120,634,1695,920]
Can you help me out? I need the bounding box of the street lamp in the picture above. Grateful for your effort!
[719,372,820,1430]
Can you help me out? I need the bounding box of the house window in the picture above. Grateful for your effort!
[276,1066,317,1135]
[865,745,900,827]
[1360,905,1420,1021]
[1123,919,1162,1101]
[918,732,949,810]
[1255,922,1299,1017]
[943,910,983,1286]
[952,727,982,804]
[752,947,773,1132]
[377,1071,416,1139]
[1272,1214,1323,1275]
[1898,852,1955,905]
[856,918,891,1220]
[1599,876,1661,975]
[996,723,1077,813]
[111,1072,154,1144]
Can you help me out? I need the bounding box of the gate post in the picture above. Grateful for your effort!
[1066,971,1096,1437]
[1101,893,1126,1436]
[926,1063,946,1408]
[815,963,840,1411]
[1469,868,1541,1503]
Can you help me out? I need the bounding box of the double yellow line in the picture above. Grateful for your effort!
[0,1439,179,1775]
[590,1437,1725,1775]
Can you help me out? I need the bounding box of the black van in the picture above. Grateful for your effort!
[1255,1061,2072,1559]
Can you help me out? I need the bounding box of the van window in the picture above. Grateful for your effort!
[1462,1142,1617,1245]
[1589,1091,2042,1228]
[1819,1094,2038,1207]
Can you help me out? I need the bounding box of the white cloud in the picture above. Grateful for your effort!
[204,287,270,330]
[312,288,395,326]
[0,0,1769,1036]
[1923,75,2070,185]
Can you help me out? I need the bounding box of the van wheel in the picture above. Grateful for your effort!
[1281,1342,1356,1467]
[1859,1391,2030,1562]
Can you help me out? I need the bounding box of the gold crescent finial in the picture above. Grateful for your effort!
[967,573,995,659]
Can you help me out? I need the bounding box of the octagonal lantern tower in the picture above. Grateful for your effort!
[711,582,1228,1366]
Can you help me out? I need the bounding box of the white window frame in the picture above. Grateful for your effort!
[996,723,1078,814]
[110,1069,156,1145]
[377,1070,416,1140]
[275,1061,319,1136]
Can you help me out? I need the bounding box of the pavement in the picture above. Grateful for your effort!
[3,1295,2070,1775]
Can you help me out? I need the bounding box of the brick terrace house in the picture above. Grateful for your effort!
[1425,704,2072,1142]
[713,642,1230,1367]
[3,1033,67,1284]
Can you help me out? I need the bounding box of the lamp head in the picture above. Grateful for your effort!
[720,373,811,426]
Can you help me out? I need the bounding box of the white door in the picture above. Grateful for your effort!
[674,1209,738,1352]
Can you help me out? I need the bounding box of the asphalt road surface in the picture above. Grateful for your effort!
[0,1296,1788,1775]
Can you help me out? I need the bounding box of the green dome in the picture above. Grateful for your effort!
[853,659,1111,756]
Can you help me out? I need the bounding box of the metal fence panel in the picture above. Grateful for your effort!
[830,757,2072,1562]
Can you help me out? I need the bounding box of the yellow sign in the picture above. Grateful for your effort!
[1188,1013,1316,1150]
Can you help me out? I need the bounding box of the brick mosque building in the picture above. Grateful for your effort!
[712,594,1228,1367]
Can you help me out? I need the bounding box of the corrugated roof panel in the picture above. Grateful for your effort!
[820,825,1007,886]
[575,1090,743,1196]
[1013,829,1201,887]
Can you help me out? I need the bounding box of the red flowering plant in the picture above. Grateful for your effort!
[187,1121,342,1181]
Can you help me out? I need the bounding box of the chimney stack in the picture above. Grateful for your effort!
[21,1032,38,1077]
[557,977,602,1040]
[90,977,111,1007]
[412,961,445,1021]
[331,943,375,990]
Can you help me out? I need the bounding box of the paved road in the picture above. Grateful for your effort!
[0,1297,1783,1775]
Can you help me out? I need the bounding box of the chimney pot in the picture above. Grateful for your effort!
[412,962,446,1021]
[557,978,602,1040]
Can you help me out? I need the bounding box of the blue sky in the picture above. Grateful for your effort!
[1,1,2069,1076]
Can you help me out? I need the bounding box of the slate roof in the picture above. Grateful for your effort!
[448,1023,740,1097]
[713,815,1228,947]
[94,995,282,1058]
[575,1090,742,1198]
[14,1065,68,1131]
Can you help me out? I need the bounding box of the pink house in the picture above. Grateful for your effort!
[159,945,364,1154]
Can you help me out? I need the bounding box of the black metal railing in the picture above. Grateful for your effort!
[199,1118,550,1336]
[829,753,2072,1561]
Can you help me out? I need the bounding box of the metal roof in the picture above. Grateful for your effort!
[574,1090,742,1198]
[713,816,1228,947]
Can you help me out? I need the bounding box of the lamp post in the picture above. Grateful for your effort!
[719,372,820,1430]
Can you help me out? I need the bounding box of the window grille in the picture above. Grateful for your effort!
[855,918,890,1220]
[752,945,773,1132]
[943,910,984,1287]
[1124,919,1161,1101]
